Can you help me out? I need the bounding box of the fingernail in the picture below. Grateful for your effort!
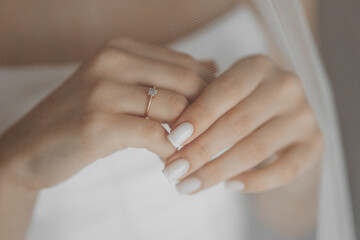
[224,180,245,191]
[162,159,190,183]
[167,122,194,148]
[176,177,202,194]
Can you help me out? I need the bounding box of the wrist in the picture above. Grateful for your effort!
[0,136,39,194]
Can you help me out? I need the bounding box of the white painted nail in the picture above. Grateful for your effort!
[167,122,194,148]
[224,181,245,191]
[176,177,201,194]
[162,159,190,183]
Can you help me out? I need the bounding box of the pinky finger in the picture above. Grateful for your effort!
[224,141,324,193]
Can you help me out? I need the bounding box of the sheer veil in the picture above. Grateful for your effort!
[252,1,356,239]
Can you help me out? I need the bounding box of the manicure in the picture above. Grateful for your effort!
[176,177,202,194]
[163,159,190,183]
[167,122,194,148]
[224,180,245,191]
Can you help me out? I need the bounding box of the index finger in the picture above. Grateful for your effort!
[166,55,275,148]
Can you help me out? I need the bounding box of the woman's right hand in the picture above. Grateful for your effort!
[0,37,216,190]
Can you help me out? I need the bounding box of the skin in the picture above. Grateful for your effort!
[0,0,320,239]
[166,55,324,193]
[0,38,217,239]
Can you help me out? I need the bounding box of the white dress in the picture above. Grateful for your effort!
[0,4,355,240]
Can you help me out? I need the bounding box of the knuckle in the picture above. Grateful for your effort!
[90,48,116,71]
[227,113,249,137]
[278,71,303,98]
[292,104,321,140]
[281,163,301,182]
[97,47,119,63]
[178,52,197,66]
[296,104,316,127]
[247,54,273,69]
[90,47,128,72]
[239,112,253,128]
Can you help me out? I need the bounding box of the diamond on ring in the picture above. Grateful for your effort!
[147,87,158,97]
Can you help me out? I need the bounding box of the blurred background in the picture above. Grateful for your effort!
[319,0,360,236]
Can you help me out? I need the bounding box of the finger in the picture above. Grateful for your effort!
[106,114,176,159]
[93,81,189,124]
[224,139,324,193]
[166,55,276,148]
[105,37,217,81]
[122,85,189,124]
[163,77,290,181]
[89,47,207,99]
[175,113,302,194]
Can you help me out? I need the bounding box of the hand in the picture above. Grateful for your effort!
[163,55,324,194]
[0,37,216,190]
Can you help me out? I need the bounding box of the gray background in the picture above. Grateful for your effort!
[319,0,360,237]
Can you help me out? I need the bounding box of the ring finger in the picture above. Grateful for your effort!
[96,81,190,124]
[89,47,214,100]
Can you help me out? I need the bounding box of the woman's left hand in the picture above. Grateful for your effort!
[163,55,325,194]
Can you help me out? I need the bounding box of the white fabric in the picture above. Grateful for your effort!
[0,6,267,240]
[0,3,354,240]
[252,1,356,239]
